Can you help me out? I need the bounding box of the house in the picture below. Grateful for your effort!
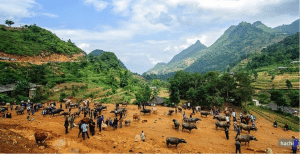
[252,99,260,106]
[150,87,157,90]
[0,83,40,98]
[278,67,288,70]
[149,96,164,106]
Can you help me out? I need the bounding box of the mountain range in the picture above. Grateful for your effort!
[144,19,299,75]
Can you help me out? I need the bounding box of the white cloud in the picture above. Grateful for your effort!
[83,0,108,12]
[78,43,90,50]
[164,46,170,52]
[0,0,58,21]
[40,13,59,18]
[145,40,169,45]
[112,0,132,16]
[147,54,162,65]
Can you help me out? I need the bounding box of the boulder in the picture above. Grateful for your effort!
[135,135,141,142]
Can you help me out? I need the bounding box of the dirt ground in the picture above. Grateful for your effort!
[0,103,299,153]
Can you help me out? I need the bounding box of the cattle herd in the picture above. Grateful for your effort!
[0,100,261,151]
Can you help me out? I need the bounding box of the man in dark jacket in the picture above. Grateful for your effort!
[94,111,98,119]
[235,140,241,154]
[60,103,62,109]
[89,119,95,136]
[113,118,119,130]
[225,127,229,140]
[97,115,103,132]
[64,118,69,134]
[235,126,240,139]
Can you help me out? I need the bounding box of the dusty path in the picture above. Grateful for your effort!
[0,104,298,153]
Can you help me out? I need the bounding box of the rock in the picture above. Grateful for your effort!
[135,135,141,142]
[39,146,45,150]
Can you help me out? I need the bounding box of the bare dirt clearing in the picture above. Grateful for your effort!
[0,104,298,153]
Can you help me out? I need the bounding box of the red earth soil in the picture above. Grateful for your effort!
[0,104,299,153]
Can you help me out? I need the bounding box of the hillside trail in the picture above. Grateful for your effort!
[0,104,298,153]
[0,52,85,65]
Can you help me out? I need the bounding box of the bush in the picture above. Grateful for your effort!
[59,92,67,102]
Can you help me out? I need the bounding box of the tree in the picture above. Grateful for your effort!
[219,73,236,102]
[5,20,14,27]
[186,87,197,106]
[253,71,258,80]
[271,74,275,81]
[232,72,254,108]
[286,79,292,89]
[270,89,287,110]
[288,90,299,107]
[169,90,180,105]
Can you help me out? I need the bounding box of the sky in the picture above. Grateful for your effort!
[0,0,299,74]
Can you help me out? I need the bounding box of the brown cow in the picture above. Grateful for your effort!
[133,114,140,120]
[34,130,50,145]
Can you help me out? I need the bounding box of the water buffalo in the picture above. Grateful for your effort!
[74,110,81,117]
[215,121,230,130]
[235,134,258,146]
[60,112,70,116]
[0,107,8,113]
[140,109,151,115]
[172,119,180,131]
[200,111,210,117]
[166,137,187,148]
[213,115,226,121]
[178,106,182,113]
[239,123,257,134]
[125,119,131,126]
[183,117,201,123]
[121,102,128,106]
[182,123,197,133]
[50,109,64,116]
[224,111,231,117]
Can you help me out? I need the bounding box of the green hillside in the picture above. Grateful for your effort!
[0,24,84,56]
[168,40,207,64]
[88,49,127,70]
[184,21,288,73]
[273,19,300,35]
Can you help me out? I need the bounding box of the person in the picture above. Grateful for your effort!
[64,117,69,134]
[69,106,71,113]
[233,121,238,132]
[10,104,13,111]
[81,122,90,140]
[284,124,289,131]
[141,131,145,142]
[87,101,89,108]
[78,121,83,138]
[116,103,119,110]
[97,116,103,132]
[138,102,141,110]
[183,111,186,118]
[235,126,241,139]
[225,127,229,140]
[89,119,95,136]
[292,136,299,154]
[119,117,123,128]
[195,106,198,113]
[190,114,192,118]
[175,108,177,114]
[90,110,93,119]
[226,115,230,125]
[60,103,62,109]
[250,114,254,123]
[31,107,35,115]
[26,113,30,121]
[199,106,201,112]
[109,118,113,127]
[70,114,74,130]
[235,140,241,154]
[27,106,30,113]
[94,110,98,119]
[84,110,87,118]
[113,117,119,129]
[273,121,277,128]
[115,110,118,118]
[240,113,243,123]
[232,111,236,122]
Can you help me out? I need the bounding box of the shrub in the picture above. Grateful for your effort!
[59,92,67,102]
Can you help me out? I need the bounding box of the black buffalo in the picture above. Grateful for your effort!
[236,134,258,146]
[50,109,64,116]
[200,111,210,117]
[140,109,151,115]
[166,137,187,148]
[172,119,180,131]
[215,121,230,130]
[182,123,197,133]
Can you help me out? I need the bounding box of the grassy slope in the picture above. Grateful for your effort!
[0,24,84,56]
